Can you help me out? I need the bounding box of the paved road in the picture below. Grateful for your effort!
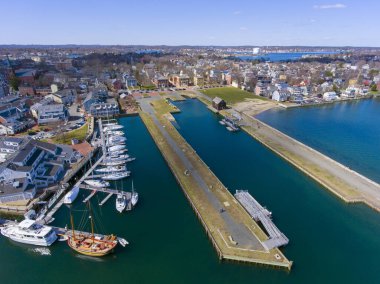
[139,98,264,250]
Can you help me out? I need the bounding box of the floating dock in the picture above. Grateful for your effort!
[234,190,289,250]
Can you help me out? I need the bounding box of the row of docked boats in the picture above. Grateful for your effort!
[84,121,136,187]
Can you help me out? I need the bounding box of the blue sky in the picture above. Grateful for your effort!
[0,0,378,46]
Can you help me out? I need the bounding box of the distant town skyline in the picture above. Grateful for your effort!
[0,0,379,47]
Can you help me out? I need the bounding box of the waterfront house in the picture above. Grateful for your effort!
[47,89,76,105]
[272,90,289,102]
[31,103,68,125]
[323,91,338,101]
[0,137,81,203]
[212,97,227,110]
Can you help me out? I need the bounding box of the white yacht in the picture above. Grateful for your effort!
[109,131,124,136]
[84,179,110,188]
[1,220,57,246]
[131,182,138,207]
[104,125,123,132]
[106,154,129,160]
[107,149,128,156]
[115,194,127,213]
[108,145,126,152]
[101,160,127,166]
[96,166,126,173]
[101,171,131,181]
[63,186,80,204]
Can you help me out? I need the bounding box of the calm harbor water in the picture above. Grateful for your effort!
[1,99,380,283]
[257,98,380,183]
[237,52,337,62]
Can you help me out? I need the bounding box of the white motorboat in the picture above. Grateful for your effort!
[109,131,124,136]
[106,142,125,148]
[104,125,123,132]
[103,122,117,126]
[106,154,130,160]
[95,166,126,173]
[106,149,128,156]
[101,160,127,166]
[116,193,127,213]
[84,179,110,188]
[131,181,138,207]
[101,171,131,181]
[1,220,57,246]
[108,137,127,144]
[106,141,126,147]
[125,157,136,163]
[108,145,126,152]
[63,186,80,204]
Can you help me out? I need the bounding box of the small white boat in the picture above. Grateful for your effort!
[102,171,131,181]
[125,157,136,163]
[106,154,130,160]
[84,179,110,188]
[95,166,126,173]
[108,145,126,152]
[1,220,57,246]
[63,186,80,204]
[106,149,128,156]
[101,160,127,166]
[116,194,127,213]
[131,181,138,207]
[109,131,124,136]
[106,141,126,147]
[104,125,123,132]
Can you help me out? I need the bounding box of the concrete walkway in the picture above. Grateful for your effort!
[139,98,264,250]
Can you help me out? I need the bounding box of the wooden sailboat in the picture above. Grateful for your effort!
[67,203,118,257]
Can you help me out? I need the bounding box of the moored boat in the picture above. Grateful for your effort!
[116,193,127,213]
[1,220,57,246]
[67,203,118,256]
[101,171,131,181]
[84,179,110,188]
[64,186,80,204]
[95,166,126,173]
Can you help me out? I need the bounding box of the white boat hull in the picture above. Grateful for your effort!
[1,226,57,246]
[63,186,79,204]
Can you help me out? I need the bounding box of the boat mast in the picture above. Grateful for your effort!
[70,210,76,241]
[88,202,95,242]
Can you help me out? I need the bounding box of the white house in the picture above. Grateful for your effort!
[272,90,289,102]
[323,92,338,101]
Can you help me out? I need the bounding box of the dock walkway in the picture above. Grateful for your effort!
[235,190,289,250]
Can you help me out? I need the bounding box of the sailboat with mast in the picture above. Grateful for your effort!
[67,202,118,257]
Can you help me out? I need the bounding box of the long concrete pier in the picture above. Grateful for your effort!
[240,113,380,212]
[138,97,292,270]
[195,93,380,213]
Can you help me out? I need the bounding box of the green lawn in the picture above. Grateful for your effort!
[51,123,89,144]
[200,87,266,104]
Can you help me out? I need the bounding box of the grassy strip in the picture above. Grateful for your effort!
[51,123,89,144]
[200,87,267,104]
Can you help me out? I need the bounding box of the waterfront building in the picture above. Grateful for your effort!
[323,91,338,101]
[170,73,190,88]
[122,73,138,87]
[89,98,119,118]
[31,102,68,125]
[47,89,76,105]
[0,137,81,203]
[272,90,290,102]
[212,97,227,110]
[153,75,170,88]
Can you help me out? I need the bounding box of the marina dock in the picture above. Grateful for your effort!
[235,190,289,250]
